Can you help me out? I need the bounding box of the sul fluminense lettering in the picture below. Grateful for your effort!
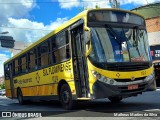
[43,61,71,76]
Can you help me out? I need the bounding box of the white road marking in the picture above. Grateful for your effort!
[156,88,160,91]
[0,104,9,106]
[144,109,160,111]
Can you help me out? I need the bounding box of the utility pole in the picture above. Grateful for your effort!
[145,0,149,5]
[109,0,120,8]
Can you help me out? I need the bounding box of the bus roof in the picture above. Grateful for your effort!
[4,8,143,64]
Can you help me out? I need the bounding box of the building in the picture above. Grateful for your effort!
[10,41,32,56]
[132,2,160,45]
[0,76,4,85]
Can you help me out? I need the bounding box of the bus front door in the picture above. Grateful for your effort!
[71,25,90,98]
[9,63,15,98]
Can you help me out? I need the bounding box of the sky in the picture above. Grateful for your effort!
[0,0,160,76]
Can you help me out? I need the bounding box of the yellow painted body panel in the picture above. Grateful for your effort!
[5,80,12,97]
[6,89,12,97]
[5,80,11,90]
[18,84,58,97]
[5,59,75,98]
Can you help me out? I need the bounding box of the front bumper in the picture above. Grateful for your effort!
[92,78,156,99]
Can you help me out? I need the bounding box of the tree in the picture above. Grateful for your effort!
[95,3,100,9]
[1,82,5,89]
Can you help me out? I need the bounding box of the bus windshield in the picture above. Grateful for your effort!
[87,10,145,26]
[89,26,151,63]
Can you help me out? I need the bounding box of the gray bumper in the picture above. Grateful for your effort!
[92,78,156,99]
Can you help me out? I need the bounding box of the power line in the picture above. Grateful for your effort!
[0,0,108,4]
[0,26,52,31]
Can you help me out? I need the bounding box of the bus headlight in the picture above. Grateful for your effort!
[145,72,154,81]
[96,73,102,79]
[92,71,115,85]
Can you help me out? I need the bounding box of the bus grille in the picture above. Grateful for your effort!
[106,63,151,71]
[114,77,146,82]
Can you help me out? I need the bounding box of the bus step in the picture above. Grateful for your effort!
[77,97,91,100]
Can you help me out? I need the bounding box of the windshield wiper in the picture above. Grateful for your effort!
[133,26,139,47]
[134,26,148,58]
[133,26,141,56]
[105,24,121,45]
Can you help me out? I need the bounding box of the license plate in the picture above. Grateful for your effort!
[128,84,138,90]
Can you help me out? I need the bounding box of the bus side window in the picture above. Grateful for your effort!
[19,58,22,74]
[28,49,37,70]
[38,46,41,67]
[51,30,70,63]
[66,31,70,59]
[38,41,50,67]
[66,44,70,59]
[20,55,27,73]
[51,37,57,64]
[4,64,10,79]
[14,59,19,75]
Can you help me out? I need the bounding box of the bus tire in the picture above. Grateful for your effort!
[108,96,122,103]
[60,84,76,110]
[17,89,25,105]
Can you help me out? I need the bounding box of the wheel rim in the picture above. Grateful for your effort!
[62,90,70,104]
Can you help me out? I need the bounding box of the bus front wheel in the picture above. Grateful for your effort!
[108,96,122,103]
[60,84,76,110]
[17,89,25,105]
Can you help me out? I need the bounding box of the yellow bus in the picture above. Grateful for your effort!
[4,8,156,110]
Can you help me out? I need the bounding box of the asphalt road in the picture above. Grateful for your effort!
[0,89,160,119]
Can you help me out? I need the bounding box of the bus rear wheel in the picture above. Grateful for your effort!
[60,84,76,110]
[108,96,122,103]
[17,89,25,104]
